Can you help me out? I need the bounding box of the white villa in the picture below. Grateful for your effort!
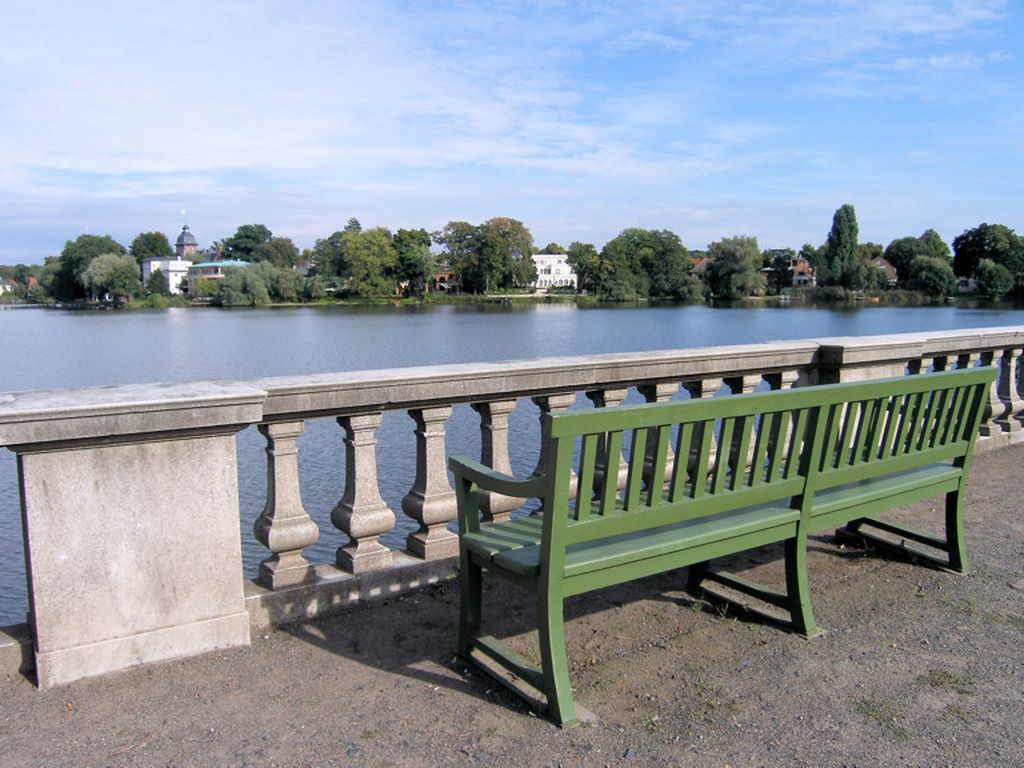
[141,225,197,294]
[531,252,577,292]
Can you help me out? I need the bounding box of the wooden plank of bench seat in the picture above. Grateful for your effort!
[808,463,961,530]
[491,504,800,579]
[462,515,545,560]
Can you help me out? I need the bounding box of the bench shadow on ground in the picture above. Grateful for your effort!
[277,526,927,720]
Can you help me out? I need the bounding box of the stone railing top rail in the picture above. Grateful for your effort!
[3,326,1024,446]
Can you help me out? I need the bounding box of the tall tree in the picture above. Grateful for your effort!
[53,234,126,301]
[565,241,601,293]
[393,228,435,294]
[705,236,764,298]
[222,224,273,261]
[819,204,860,289]
[129,231,173,265]
[953,223,1024,292]
[144,268,170,296]
[82,252,141,303]
[253,236,300,268]
[598,228,700,301]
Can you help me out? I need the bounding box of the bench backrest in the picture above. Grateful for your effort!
[543,367,995,550]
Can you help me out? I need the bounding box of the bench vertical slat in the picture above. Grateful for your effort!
[851,399,876,466]
[833,400,857,468]
[929,391,950,450]
[690,421,714,499]
[915,389,938,452]
[954,382,981,442]
[711,418,735,494]
[732,414,754,490]
[933,386,956,446]
[783,408,807,480]
[820,404,841,472]
[646,425,671,507]
[750,411,773,486]
[940,384,962,445]
[862,397,886,463]
[669,422,694,502]
[890,392,915,457]
[906,392,928,455]
[575,433,599,520]
[875,393,900,461]
[598,430,624,515]
[623,428,648,511]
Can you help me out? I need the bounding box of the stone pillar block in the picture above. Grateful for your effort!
[1,381,265,689]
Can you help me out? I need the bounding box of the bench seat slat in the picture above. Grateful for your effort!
[808,463,961,524]
[491,503,801,579]
[462,515,545,560]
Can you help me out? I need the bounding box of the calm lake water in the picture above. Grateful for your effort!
[2,300,1024,625]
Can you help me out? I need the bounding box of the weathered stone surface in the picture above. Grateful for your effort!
[19,431,251,688]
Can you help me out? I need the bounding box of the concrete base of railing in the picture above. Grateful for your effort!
[244,553,458,630]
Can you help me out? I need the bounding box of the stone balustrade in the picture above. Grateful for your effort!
[2,326,1024,688]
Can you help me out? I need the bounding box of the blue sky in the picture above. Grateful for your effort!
[2,0,1021,262]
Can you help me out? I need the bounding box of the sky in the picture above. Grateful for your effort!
[1,0,1022,263]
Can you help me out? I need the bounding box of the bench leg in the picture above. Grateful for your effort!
[945,489,968,573]
[784,534,817,636]
[458,550,482,657]
[537,593,576,727]
[686,561,709,591]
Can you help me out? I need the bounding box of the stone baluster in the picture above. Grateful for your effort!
[979,351,1006,437]
[471,400,521,523]
[585,387,630,493]
[331,413,395,573]
[254,421,320,589]
[995,347,1024,434]
[638,382,678,488]
[401,407,459,559]
[532,391,578,477]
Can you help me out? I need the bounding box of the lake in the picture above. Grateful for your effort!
[3,300,1024,625]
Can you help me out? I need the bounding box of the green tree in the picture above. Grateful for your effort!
[253,237,300,268]
[214,267,271,306]
[907,256,956,298]
[129,231,173,265]
[953,223,1024,292]
[82,252,141,304]
[479,217,537,289]
[53,234,126,300]
[705,236,764,298]
[541,242,566,254]
[817,204,860,288]
[565,241,601,293]
[222,224,273,261]
[344,217,362,233]
[344,227,399,297]
[597,228,700,301]
[975,258,1014,300]
[393,228,435,294]
[251,261,302,302]
[144,268,170,296]
[762,249,794,295]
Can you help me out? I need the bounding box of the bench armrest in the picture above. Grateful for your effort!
[448,455,547,534]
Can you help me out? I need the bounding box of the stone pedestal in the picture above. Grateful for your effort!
[2,381,264,689]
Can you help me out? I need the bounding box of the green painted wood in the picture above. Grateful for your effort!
[449,365,997,726]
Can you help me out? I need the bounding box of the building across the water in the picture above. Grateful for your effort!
[140,225,198,294]
[531,252,577,292]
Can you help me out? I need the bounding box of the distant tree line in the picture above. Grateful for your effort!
[3,208,1022,307]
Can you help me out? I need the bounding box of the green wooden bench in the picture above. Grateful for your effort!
[449,367,995,726]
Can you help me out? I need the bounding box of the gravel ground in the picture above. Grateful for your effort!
[2,445,1023,768]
